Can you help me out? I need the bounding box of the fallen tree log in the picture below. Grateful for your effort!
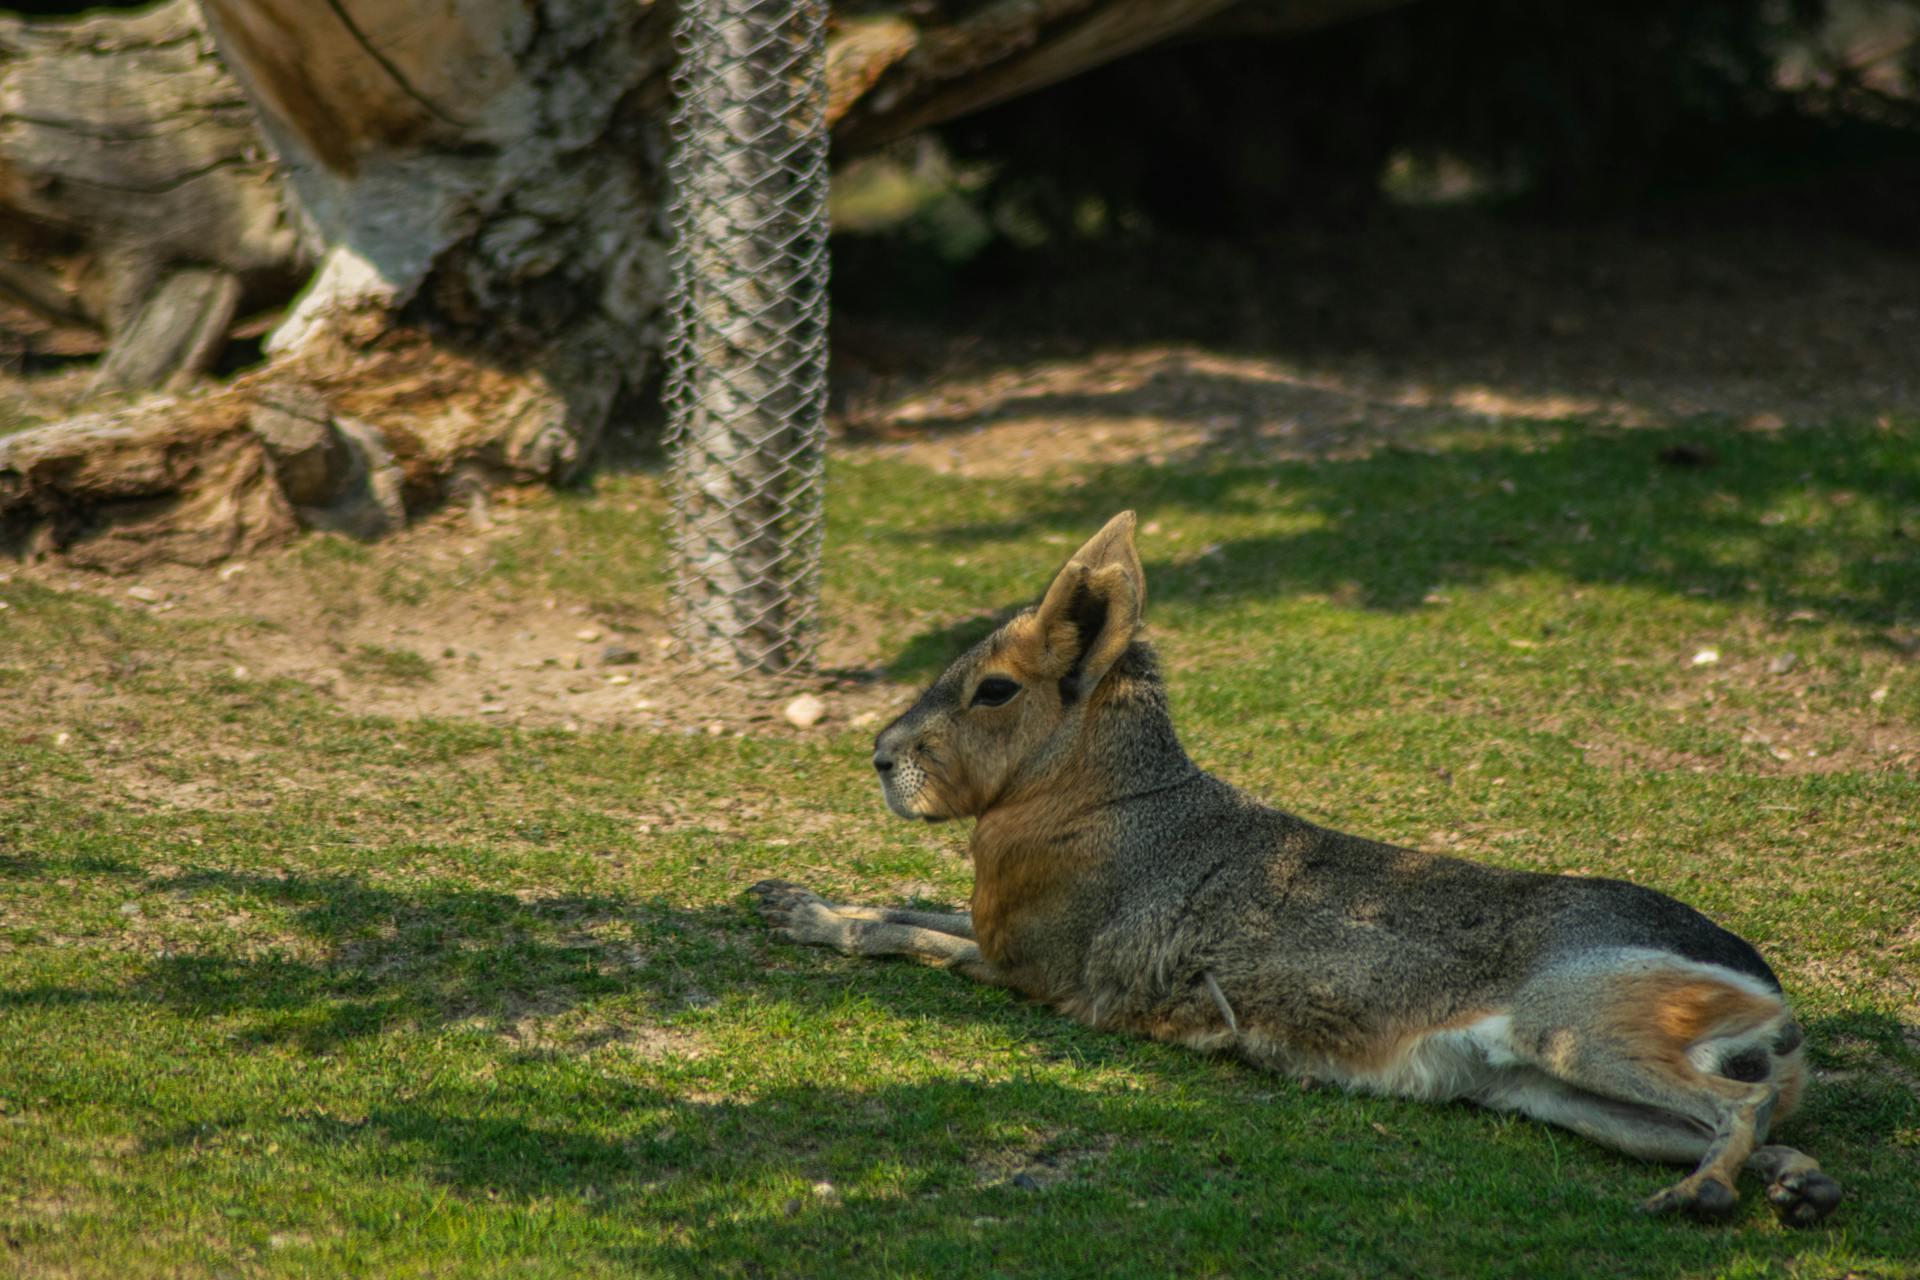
[0,0,304,384]
[0,0,1408,571]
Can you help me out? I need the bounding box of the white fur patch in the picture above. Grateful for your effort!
[1347,1014,1518,1100]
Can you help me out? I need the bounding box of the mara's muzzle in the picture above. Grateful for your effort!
[873,724,943,821]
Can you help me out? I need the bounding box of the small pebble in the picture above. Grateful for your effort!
[479,704,508,715]
[1870,686,1890,703]
[1766,652,1798,675]
[784,693,827,729]
[126,586,162,603]
[119,901,142,917]
[1690,648,1720,667]
[575,628,603,643]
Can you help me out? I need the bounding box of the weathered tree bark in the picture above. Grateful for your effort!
[0,0,1408,572]
[0,0,304,381]
[3,0,674,568]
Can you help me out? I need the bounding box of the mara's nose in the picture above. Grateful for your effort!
[872,752,896,775]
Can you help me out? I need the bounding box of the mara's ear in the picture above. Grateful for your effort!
[1032,511,1146,704]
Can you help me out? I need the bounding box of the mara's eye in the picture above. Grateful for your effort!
[971,676,1021,708]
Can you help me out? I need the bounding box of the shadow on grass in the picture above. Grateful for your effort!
[0,851,142,879]
[879,419,1919,679]
[0,867,747,1051]
[3,856,1916,1272]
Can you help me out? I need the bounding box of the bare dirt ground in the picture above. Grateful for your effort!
[0,506,912,740]
[831,212,1920,477]
[4,208,1918,735]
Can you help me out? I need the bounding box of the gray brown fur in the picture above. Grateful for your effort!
[751,511,1841,1226]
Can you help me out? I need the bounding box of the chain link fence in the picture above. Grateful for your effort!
[663,0,830,677]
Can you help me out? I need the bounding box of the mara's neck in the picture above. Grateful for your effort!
[972,649,1200,854]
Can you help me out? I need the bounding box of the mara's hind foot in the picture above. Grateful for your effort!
[1640,1174,1739,1222]
[1750,1145,1843,1228]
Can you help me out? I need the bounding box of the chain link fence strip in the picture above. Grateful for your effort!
[664,0,831,677]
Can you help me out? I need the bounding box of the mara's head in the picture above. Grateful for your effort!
[873,511,1151,822]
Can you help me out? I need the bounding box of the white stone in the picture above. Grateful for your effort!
[784,693,827,729]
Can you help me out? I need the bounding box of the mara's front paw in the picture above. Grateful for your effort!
[748,879,851,951]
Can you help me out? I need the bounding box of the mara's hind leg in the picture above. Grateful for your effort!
[1506,958,1839,1225]
[1474,1069,1716,1165]
[748,880,1001,985]
[1477,1070,1839,1226]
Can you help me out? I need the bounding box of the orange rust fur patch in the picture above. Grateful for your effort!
[1341,1005,1504,1078]
[969,794,1114,979]
[1606,970,1785,1079]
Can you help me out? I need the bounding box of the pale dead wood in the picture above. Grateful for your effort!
[1,0,1416,571]
[0,260,93,331]
[828,0,1415,149]
[834,0,1235,149]
[0,0,302,383]
[826,15,920,127]
[90,268,242,393]
[0,394,294,571]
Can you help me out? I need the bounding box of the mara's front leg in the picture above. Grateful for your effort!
[749,880,1004,985]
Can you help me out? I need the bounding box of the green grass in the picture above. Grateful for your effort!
[345,644,437,685]
[2,418,1918,1277]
